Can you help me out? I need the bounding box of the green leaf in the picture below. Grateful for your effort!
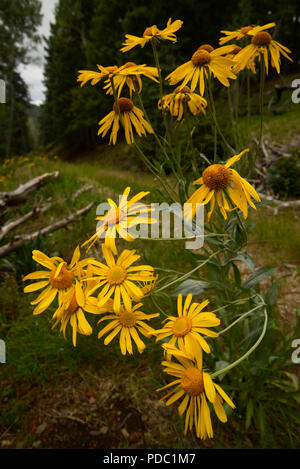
[229,251,255,272]
[242,265,278,290]
[171,279,209,296]
[264,279,280,307]
[214,360,230,381]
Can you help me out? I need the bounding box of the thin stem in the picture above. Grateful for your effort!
[259,58,265,146]
[154,249,223,293]
[227,86,238,150]
[247,68,251,133]
[134,141,178,201]
[206,74,236,155]
[151,40,172,145]
[218,303,265,335]
[211,305,268,379]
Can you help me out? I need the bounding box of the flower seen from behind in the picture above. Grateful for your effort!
[185,148,261,221]
[120,18,183,52]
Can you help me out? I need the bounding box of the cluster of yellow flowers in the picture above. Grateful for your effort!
[23,184,234,439]
[23,18,292,440]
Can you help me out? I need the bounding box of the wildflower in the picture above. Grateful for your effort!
[77,65,118,87]
[102,62,159,97]
[88,244,156,313]
[82,186,155,254]
[185,148,261,221]
[51,276,114,346]
[120,18,183,52]
[97,302,159,355]
[23,247,92,315]
[233,24,292,74]
[155,294,220,355]
[165,45,237,96]
[97,97,153,145]
[158,85,207,120]
[219,22,276,45]
[158,343,235,439]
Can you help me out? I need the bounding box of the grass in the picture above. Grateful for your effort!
[1,80,300,449]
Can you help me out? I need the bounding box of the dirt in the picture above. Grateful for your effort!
[0,365,212,450]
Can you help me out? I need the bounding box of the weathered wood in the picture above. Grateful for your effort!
[0,202,94,258]
[0,171,59,207]
[0,204,52,243]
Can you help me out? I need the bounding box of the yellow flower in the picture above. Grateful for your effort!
[98,97,153,145]
[155,294,220,355]
[157,343,235,439]
[51,276,114,347]
[102,62,159,97]
[165,45,237,96]
[233,24,292,74]
[185,148,261,221]
[82,186,155,254]
[88,244,157,313]
[158,85,207,120]
[97,302,159,355]
[219,22,276,45]
[225,45,257,74]
[77,65,118,87]
[120,18,183,52]
[23,247,92,315]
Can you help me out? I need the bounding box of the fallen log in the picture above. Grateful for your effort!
[0,203,52,243]
[0,171,59,207]
[0,202,94,258]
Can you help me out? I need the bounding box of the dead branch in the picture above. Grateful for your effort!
[0,171,59,207]
[0,202,94,258]
[0,204,52,243]
[71,184,94,201]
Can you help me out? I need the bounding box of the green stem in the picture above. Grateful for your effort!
[227,86,238,150]
[259,59,265,146]
[211,303,268,379]
[151,40,172,145]
[134,142,178,201]
[154,249,223,293]
[247,68,251,133]
[207,74,236,156]
[218,303,265,335]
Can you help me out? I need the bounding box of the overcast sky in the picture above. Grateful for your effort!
[18,0,57,106]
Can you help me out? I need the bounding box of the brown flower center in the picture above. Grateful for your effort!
[240,25,253,35]
[251,31,272,46]
[49,264,74,289]
[231,45,242,55]
[172,317,192,337]
[123,62,137,69]
[191,49,211,66]
[106,265,127,285]
[174,85,191,94]
[181,367,204,396]
[202,164,230,190]
[67,291,79,314]
[119,309,136,327]
[198,44,214,53]
[113,97,134,113]
[143,26,155,37]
